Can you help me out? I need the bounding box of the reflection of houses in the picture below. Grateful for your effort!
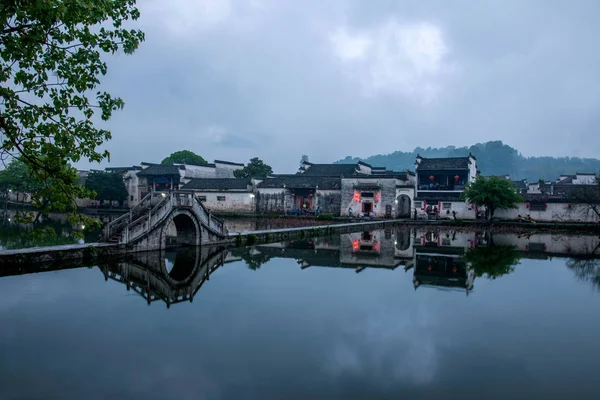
[255,228,415,271]
[414,154,478,219]
[412,229,475,294]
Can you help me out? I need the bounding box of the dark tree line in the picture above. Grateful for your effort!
[336,140,600,182]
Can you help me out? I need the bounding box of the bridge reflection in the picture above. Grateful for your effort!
[104,228,599,306]
[2,228,599,307]
[99,245,228,308]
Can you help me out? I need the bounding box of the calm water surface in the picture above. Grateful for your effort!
[1,228,600,399]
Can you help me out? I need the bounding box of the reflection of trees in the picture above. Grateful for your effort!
[463,245,521,279]
[566,258,600,289]
[241,252,272,271]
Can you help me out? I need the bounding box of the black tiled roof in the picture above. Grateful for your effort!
[511,180,527,189]
[105,166,142,172]
[136,164,182,176]
[214,160,244,166]
[258,176,341,190]
[182,178,251,190]
[417,157,471,170]
[299,164,359,177]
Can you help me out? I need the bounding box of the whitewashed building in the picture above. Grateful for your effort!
[180,178,255,213]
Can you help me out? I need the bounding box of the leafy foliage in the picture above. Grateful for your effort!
[234,157,273,178]
[84,171,128,204]
[0,158,42,195]
[0,0,144,235]
[463,244,521,279]
[566,176,600,220]
[462,176,522,220]
[161,150,207,166]
[336,140,600,182]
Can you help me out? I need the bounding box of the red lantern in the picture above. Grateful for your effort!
[454,175,460,181]
[429,175,435,181]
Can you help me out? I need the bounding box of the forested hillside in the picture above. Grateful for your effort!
[335,141,600,182]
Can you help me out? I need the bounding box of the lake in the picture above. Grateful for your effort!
[1,227,600,399]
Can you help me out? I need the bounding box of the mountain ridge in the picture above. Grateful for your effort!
[334,141,600,182]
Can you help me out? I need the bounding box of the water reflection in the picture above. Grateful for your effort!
[0,209,106,250]
[2,229,600,399]
[80,228,600,307]
[99,246,228,308]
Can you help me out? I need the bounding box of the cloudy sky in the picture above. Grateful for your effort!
[89,0,600,173]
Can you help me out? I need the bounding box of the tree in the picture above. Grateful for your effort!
[566,175,600,220]
[85,171,128,206]
[300,154,309,169]
[461,176,523,220]
[0,158,43,201]
[0,1,144,234]
[234,157,273,178]
[161,150,207,166]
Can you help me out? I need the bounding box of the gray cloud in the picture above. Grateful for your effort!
[80,0,600,173]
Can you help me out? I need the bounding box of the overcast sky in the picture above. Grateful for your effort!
[86,0,600,173]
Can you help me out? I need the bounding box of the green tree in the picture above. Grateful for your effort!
[566,175,600,220]
[85,171,128,206]
[461,176,522,220]
[161,150,207,166]
[0,1,144,233]
[0,159,43,201]
[464,243,521,279]
[234,157,273,178]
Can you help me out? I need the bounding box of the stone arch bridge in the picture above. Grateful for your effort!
[102,191,229,251]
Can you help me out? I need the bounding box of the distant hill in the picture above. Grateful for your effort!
[335,141,600,182]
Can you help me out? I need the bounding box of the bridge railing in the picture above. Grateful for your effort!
[193,195,228,236]
[104,192,153,240]
[105,191,228,244]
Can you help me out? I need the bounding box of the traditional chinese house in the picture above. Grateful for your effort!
[414,154,478,219]
[136,163,183,196]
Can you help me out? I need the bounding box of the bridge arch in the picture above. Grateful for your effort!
[163,247,199,284]
[161,210,201,249]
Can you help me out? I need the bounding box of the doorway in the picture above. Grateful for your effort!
[362,202,373,214]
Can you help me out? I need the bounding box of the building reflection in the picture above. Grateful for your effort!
[4,226,598,308]
[103,228,598,307]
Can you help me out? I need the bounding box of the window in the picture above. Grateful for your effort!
[442,202,452,209]
[414,201,422,209]
[199,196,207,202]
[217,196,226,201]
[529,203,546,211]
[130,195,133,201]
[361,192,374,198]
[362,231,372,241]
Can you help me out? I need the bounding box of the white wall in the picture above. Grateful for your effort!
[412,200,477,220]
[495,202,600,223]
[193,191,255,213]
